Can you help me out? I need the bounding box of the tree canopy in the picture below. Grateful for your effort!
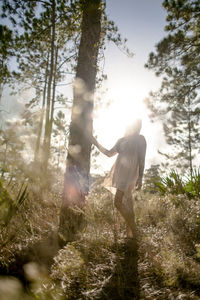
[146,0,200,172]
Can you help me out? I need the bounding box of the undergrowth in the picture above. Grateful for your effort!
[0,176,200,299]
[155,169,200,198]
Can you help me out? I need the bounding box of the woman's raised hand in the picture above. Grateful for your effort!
[90,134,98,146]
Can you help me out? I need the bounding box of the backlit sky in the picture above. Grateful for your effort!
[93,0,167,173]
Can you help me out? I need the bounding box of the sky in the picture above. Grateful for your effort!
[93,0,168,173]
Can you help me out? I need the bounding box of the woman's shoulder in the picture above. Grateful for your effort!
[113,137,125,152]
[138,134,147,147]
[117,137,125,144]
[138,134,146,141]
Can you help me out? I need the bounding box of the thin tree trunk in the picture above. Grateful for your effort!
[0,60,4,103]
[43,0,56,172]
[59,0,102,243]
[41,45,58,168]
[1,142,7,179]
[0,83,3,103]
[188,104,193,178]
[34,52,49,162]
[49,45,58,148]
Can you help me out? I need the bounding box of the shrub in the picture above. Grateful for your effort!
[155,169,200,199]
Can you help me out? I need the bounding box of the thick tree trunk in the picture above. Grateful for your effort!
[59,0,102,242]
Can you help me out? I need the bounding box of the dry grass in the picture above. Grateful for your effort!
[0,178,200,299]
[135,192,200,299]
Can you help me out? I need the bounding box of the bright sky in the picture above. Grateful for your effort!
[93,0,167,173]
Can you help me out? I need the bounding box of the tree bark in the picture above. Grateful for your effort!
[59,0,102,242]
[43,0,56,172]
[49,45,58,148]
[34,52,49,162]
[41,45,58,168]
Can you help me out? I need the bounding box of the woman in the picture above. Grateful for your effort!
[92,119,146,238]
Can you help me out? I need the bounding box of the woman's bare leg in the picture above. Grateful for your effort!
[126,225,133,238]
[114,189,136,238]
[125,192,136,237]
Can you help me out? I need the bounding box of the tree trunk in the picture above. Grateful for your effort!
[59,0,102,243]
[41,45,58,169]
[0,83,3,103]
[43,0,56,172]
[188,103,193,178]
[34,52,49,162]
[0,60,4,103]
[49,45,58,148]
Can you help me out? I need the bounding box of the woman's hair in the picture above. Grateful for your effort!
[125,119,142,136]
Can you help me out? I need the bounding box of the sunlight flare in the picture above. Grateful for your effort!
[94,83,149,147]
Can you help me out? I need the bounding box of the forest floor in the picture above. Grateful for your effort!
[0,176,200,299]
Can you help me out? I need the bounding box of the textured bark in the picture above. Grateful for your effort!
[59,0,102,242]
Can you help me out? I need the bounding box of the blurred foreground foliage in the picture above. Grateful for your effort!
[0,179,28,227]
[0,172,200,299]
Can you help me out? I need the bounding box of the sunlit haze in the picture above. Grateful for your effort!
[92,0,167,173]
[93,76,164,173]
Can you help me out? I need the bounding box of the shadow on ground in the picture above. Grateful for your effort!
[0,227,139,299]
[98,237,140,300]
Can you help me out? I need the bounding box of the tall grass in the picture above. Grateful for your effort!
[0,175,200,299]
[0,179,28,227]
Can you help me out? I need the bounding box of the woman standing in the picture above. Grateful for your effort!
[92,119,146,238]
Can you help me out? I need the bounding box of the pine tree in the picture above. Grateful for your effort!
[59,0,102,242]
[1,0,79,170]
[143,164,161,193]
[145,0,200,173]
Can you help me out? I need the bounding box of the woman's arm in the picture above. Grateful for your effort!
[91,136,117,157]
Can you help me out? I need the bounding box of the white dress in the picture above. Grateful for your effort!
[104,134,146,194]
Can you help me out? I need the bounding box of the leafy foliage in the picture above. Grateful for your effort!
[0,24,14,96]
[155,169,200,199]
[185,169,200,198]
